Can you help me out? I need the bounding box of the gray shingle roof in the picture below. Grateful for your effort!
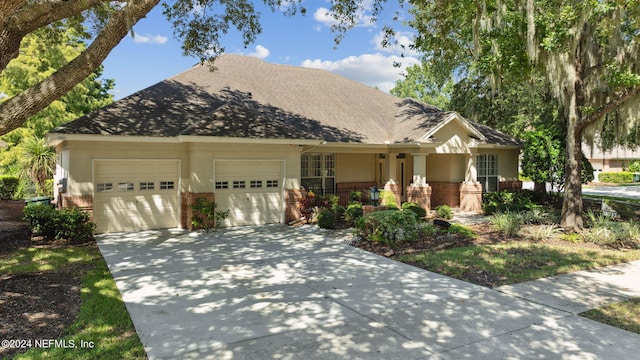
[51,55,521,146]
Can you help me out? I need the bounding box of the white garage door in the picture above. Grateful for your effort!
[214,160,283,227]
[93,160,180,233]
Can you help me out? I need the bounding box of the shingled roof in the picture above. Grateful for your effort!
[51,55,521,146]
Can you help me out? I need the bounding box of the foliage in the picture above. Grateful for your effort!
[561,233,583,244]
[379,190,397,207]
[488,211,522,237]
[344,203,363,224]
[402,202,427,219]
[626,160,640,173]
[357,210,419,245]
[17,136,56,195]
[190,198,229,231]
[583,211,640,248]
[435,204,453,220]
[443,224,477,239]
[391,62,453,109]
[598,172,634,184]
[22,204,95,244]
[524,225,562,242]
[482,191,537,215]
[317,208,336,229]
[349,190,362,203]
[0,175,19,199]
[605,200,638,221]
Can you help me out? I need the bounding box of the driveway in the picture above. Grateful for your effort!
[583,184,640,200]
[97,225,640,359]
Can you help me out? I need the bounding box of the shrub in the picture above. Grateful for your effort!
[331,203,345,221]
[627,160,640,173]
[444,224,477,238]
[349,190,362,203]
[380,190,397,207]
[598,172,634,184]
[518,208,556,225]
[482,190,537,215]
[435,205,453,220]
[488,211,522,236]
[524,225,562,241]
[345,203,363,224]
[23,204,95,243]
[317,208,336,229]
[357,210,418,245]
[402,202,427,219]
[191,198,229,231]
[320,194,339,208]
[0,175,19,200]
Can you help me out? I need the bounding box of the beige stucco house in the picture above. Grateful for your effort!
[46,55,522,233]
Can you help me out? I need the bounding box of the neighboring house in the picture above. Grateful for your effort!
[46,55,522,233]
[583,142,640,177]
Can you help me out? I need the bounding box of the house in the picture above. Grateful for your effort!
[583,142,639,178]
[46,55,522,233]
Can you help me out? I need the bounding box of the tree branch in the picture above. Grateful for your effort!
[12,0,116,34]
[0,0,160,136]
[577,87,640,133]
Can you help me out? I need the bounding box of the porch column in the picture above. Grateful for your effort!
[386,152,398,184]
[461,153,482,211]
[464,153,477,183]
[412,154,427,185]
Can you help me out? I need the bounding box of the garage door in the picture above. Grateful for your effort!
[214,160,283,227]
[93,160,180,233]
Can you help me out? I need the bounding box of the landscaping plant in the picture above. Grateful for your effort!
[190,198,229,231]
[356,209,419,245]
[23,204,95,244]
[435,204,453,220]
[402,202,427,219]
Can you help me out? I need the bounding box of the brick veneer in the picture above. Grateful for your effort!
[459,183,482,211]
[407,184,432,215]
[499,180,523,192]
[61,194,93,217]
[285,189,305,223]
[429,182,460,208]
[181,192,215,230]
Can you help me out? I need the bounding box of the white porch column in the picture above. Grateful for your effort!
[386,152,398,183]
[412,154,427,185]
[465,153,477,183]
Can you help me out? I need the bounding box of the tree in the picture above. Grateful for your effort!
[0,0,317,136]
[19,137,55,195]
[408,1,640,230]
[391,62,453,109]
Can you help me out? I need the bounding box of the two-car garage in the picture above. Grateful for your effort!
[92,159,284,233]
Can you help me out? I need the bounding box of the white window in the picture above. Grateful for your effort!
[97,183,113,192]
[233,180,246,189]
[250,180,262,188]
[118,182,134,192]
[140,182,155,190]
[160,181,175,190]
[266,180,279,188]
[477,154,498,192]
[301,153,335,194]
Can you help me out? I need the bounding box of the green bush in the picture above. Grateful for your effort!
[23,204,96,243]
[627,160,640,173]
[380,190,397,207]
[332,203,345,221]
[357,210,418,245]
[317,208,336,229]
[598,172,634,183]
[402,202,426,219]
[488,211,522,236]
[435,205,453,219]
[0,175,19,200]
[482,190,537,215]
[345,203,363,223]
[191,198,229,231]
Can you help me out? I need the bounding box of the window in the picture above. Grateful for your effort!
[215,181,229,189]
[233,180,246,189]
[250,180,262,188]
[301,153,335,194]
[97,183,113,192]
[118,182,134,191]
[477,154,498,192]
[266,180,279,188]
[160,181,175,190]
[140,182,155,190]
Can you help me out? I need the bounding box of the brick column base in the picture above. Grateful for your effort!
[407,184,432,215]
[363,205,387,216]
[459,183,483,211]
[181,192,215,230]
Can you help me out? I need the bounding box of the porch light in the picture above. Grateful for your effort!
[369,186,380,206]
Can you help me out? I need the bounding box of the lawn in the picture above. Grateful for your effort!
[1,245,146,359]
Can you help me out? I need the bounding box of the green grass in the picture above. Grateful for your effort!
[2,246,146,359]
[399,242,640,287]
[580,298,640,335]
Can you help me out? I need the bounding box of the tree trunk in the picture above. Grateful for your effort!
[561,123,583,231]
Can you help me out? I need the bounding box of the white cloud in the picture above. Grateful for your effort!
[313,7,337,27]
[247,45,270,59]
[301,53,420,93]
[132,33,168,45]
[313,5,375,29]
[372,31,418,57]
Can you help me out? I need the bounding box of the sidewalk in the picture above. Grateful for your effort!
[496,260,640,314]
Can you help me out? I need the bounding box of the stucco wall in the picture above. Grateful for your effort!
[426,154,466,182]
[336,153,375,183]
[433,121,471,154]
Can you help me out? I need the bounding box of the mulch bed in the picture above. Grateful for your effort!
[0,200,85,358]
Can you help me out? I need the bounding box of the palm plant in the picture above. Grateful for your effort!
[19,136,55,195]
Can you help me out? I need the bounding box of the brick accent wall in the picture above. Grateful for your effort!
[459,183,483,211]
[407,184,432,215]
[499,180,523,192]
[181,192,215,230]
[285,189,305,223]
[429,182,460,208]
[362,205,387,216]
[61,195,93,219]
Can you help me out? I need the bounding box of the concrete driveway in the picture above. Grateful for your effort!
[583,184,640,200]
[97,225,640,359]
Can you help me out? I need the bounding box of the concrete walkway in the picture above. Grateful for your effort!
[97,225,640,359]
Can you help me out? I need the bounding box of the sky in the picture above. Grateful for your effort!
[101,1,421,100]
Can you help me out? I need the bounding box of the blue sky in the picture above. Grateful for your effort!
[101,1,421,100]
